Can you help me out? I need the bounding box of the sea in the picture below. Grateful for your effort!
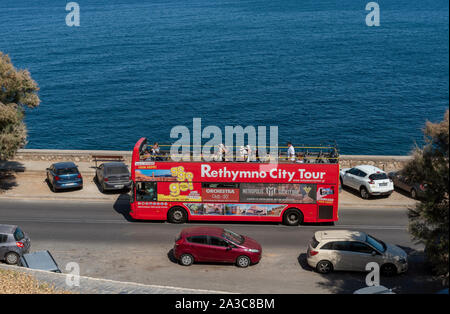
[0,0,448,154]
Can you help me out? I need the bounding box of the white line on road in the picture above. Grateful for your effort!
[0,217,407,230]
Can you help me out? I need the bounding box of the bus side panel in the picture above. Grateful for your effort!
[130,202,169,220]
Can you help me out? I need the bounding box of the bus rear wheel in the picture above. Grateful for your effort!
[283,208,304,226]
[167,206,188,224]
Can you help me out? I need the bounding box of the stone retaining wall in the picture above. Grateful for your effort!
[14,149,412,172]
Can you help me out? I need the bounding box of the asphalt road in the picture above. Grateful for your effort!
[0,199,442,294]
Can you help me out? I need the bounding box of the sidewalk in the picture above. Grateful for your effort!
[0,264,232,294]
[0,159,417,208]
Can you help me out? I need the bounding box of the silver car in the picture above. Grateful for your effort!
[0,224,31,265]
[307,230,408,276]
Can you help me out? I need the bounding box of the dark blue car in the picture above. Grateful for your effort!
[46,162,83,192]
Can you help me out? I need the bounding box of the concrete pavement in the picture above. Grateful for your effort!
[0,159,418,207]
[0,263,232,294]
[0,199,443,294]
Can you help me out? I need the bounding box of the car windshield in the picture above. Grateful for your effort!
[106,166,128,175]
[56,168,78,175]
[369,173,388,180]
[366,234,386,252]
[14,227,25,241]
[222,229,244,245]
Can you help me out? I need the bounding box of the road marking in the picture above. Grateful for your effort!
[0,217,407,230]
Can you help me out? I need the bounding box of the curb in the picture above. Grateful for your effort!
[339,202,415,209]
[0,195,123,203]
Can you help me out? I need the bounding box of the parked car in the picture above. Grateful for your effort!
[95,162,131,192]
[353,285,395,294]
[173,227,262,268]
[306,230,408,276]
[0,224,31,265]
[340,165,394,199]
[20,250,61,273]
[46,162,83,192]
[388,171,427,199]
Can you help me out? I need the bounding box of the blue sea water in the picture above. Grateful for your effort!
[0,0,448,154]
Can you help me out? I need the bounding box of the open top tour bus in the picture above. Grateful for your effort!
[129,138,340,226]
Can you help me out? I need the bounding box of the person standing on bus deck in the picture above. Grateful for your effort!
[287,142,296,162]
[151,142,160,161]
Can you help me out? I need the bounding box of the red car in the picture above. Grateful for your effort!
[173,227,262,267]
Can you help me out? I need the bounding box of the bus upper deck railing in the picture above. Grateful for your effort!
[137,143,339,164]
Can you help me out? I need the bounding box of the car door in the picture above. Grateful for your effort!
[47,166,55,185]
[186,235,210,262]
[348,241,384,272]
[97,164,104,183]
[342,169,355,188]
[323,241,354,271]
[355,170,368,190]
[207,236,233,262]
[346,169,360,189]
[0,234,8,259]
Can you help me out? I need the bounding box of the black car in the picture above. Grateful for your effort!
[46,162,83,192]
[388,171,427,199]
[95,162,131,192]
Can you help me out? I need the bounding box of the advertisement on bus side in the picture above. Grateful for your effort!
[184,203,286,217]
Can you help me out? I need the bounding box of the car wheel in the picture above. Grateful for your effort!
[360,187,370,199]
[316,260,333,274]
[410,188,418,200]
[51,182,57,193]
[167,206,188,224]
[282,208,304,226]
[5,252,20,265]
[340,177,344,187]
[236,255,251,268]
[381,263,397,277]
[179,254,194,266]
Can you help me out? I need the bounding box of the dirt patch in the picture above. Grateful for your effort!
[0,268,71,294]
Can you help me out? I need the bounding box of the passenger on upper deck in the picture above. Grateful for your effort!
[151,142,161,161]
[296,153,305,163]
[287,142,296,162]
[240,145,252,162]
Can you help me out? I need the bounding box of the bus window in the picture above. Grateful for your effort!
[136,182,157,201]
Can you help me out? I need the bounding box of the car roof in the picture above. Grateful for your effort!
[354,165,384,174]
[315,230,367,242]
[0,224,16,233]
[52,162,77,169]
[181,227,224,237]
[102,162,128,168]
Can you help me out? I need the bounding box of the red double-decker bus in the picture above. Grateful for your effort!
[129,138,340,226]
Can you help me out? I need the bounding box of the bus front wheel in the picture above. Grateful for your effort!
[167,206,188,224]
[283,208,304,226]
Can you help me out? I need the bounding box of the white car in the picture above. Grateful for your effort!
[340,165,394,199]
[353,285,395,294]
[306,230,408,276]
